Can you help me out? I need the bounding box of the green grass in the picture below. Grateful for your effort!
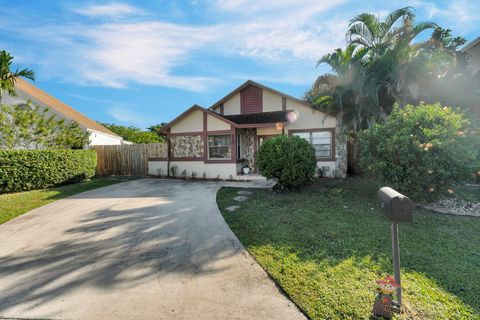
[0,176,135,225]
[217,179,480,320]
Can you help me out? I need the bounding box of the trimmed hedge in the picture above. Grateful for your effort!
[257,135,317,189]
[0,149,97,194]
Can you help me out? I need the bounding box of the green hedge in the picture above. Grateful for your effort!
[0,149,97,194]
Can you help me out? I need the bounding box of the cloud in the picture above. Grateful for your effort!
[73,3,145,18]
[107,105,151,127]
[412,0,479,33]
[2,0,350,91]
[212,0,349,61]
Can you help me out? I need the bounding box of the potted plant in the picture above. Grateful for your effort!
[242,160,251,174]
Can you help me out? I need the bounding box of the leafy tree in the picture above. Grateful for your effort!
[147,123,167,140]
[0,50,35,104]
[359,103,478,201]
[307,7,439,131]
[0,103,89,149]
[100,123,163,144]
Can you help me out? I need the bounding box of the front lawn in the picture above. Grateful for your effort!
[217,179,480,319]
[0,176,134,225]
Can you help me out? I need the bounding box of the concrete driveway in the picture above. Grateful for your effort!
[0,179,305,320]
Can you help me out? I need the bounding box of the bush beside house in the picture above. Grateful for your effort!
[257,135,316,189]
[359,103,478,202]
[0,149,96,193]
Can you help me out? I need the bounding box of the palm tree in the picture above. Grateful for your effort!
[347,7,437,58]
[0,50,35,104]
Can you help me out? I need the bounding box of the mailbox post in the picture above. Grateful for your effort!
[377,187,414,307]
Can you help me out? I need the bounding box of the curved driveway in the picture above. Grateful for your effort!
[0,179,305,320]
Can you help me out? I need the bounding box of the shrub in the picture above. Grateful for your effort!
[0,149,96,193]
[359,103,478,202]
[257,135,316,189]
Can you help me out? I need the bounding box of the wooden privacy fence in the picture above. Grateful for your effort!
[94,143,167,176]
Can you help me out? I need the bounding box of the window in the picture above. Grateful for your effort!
[208,135,231,159]
[292,130,333,159]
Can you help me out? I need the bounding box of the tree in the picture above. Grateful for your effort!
[0,50,35,104]
[359,103,478,201]
[147,123,167,141]
[0,103,89,149]
[100,123,163,144]
[307,7,440,131]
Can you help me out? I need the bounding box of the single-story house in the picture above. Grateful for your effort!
[4,78,124,146]
[148,80,347,179]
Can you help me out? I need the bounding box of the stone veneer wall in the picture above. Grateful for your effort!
[239,129,255,168]
[171,135,204,158]
[334,114,348,178]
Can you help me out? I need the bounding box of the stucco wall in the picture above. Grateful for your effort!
[263,90,282,112]
[207,114,230,131]
[88,130,123,146]
[170,109,203,133]
[466,44,480,74]
[148,160,238,179]
[257,126,282,135]
[223,93,241,115]
[286,99,336,130]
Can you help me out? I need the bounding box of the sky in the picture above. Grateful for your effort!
[1,0,479,129]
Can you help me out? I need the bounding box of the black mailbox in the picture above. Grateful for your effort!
[378,187,414,223]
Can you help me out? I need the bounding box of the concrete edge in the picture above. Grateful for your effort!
[213,185,310,319]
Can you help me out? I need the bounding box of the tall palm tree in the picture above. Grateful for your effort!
[0,50,35,104]
[347,7,437,58]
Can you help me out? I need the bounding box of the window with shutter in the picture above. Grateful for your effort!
[240,86,262,114]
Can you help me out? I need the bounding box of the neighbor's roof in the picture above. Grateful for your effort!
[460,36,480,53]
[209,80,311,110]
[223,110,291,125]
[15,78,119,137]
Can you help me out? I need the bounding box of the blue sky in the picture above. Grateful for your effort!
[1,0,479,129]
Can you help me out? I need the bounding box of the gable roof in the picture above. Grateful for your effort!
[209,80,312,110]
[460,36,480,53]
[15,78,119,137]
[159,104,237,134]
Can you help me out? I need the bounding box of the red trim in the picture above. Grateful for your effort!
[148,157,167,161]
[204,159,237,164]
[236,122,287,129]
[170,131,204,136]
[207,130,231,135]
[160,105,237,134]
[203,112,208,160]
[170,157,205,161]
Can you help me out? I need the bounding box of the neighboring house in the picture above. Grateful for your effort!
[4,78,123,146]
[460,36,480,75]
[149,80,347,179]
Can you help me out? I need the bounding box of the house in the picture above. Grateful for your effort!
[4,78,123,146]
[148,80,347,179]
[460,36,480,75]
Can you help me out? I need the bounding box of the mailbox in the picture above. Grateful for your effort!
[378,187,414,223]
